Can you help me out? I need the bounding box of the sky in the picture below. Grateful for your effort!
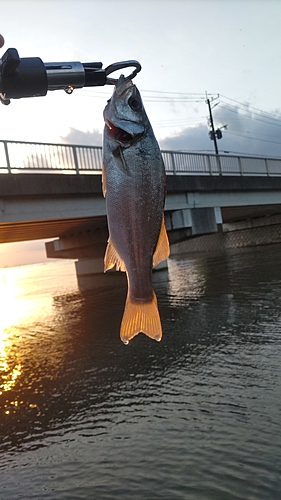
[1,0,281,266]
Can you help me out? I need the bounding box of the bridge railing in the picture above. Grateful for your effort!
[1,139,281,176]
[0,140,102,174]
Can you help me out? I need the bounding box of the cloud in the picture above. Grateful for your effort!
[60,127,103,147]
[159,124,211,153]
[159,103,281,158]
[59,106,281,159]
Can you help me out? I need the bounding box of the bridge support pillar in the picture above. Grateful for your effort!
[165,207,222,245]
[75,257,127,290]
[46,232,169,291]
[75,258,169,290]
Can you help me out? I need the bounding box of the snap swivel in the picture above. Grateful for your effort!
[105,60,141,85]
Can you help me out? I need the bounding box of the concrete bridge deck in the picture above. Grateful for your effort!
[1,171,281,243]
[1,140,281,286]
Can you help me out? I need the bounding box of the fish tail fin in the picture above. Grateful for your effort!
[120,291,162,344]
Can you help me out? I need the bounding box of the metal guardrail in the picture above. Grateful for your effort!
[1,139,281,176]
[0,140,103,174]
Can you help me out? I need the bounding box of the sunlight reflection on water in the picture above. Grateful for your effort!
[0,248,281,500]
[0,261,77,400]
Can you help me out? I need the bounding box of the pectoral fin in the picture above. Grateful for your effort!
[112,147,129,176]
[104,238,126,272]
[153,217,170,267]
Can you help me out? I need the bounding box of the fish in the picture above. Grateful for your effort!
[102,75,170,344]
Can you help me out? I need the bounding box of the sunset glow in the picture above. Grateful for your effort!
[0,265,53,396]
[0,268,24,395]
[0,261,77,400]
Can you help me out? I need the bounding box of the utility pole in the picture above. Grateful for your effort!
[206,95,219,155]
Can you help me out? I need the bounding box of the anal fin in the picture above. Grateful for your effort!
[104,238,126,272]
[153,217,170,267]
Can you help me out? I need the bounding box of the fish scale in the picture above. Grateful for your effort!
[102,75,170,344]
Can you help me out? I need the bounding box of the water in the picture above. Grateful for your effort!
[0,245,281,500]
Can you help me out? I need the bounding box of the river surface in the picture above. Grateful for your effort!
[0,244,281,500]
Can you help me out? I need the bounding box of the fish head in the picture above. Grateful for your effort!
[104,75,146,147]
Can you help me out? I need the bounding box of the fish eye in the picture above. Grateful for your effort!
[128,96,142,111]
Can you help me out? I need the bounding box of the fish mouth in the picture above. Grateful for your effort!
[106,120,134,145]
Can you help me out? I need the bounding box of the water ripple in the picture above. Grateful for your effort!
[1,246,281,499]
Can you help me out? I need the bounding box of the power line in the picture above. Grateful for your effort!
[141,89,209,96]
[73,88,281,126]
[217,104,281,128]
[73,87,281,147]
[220,94,281,122]
[76,88,213,104]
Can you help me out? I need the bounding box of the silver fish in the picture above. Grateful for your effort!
[102,75,170,344]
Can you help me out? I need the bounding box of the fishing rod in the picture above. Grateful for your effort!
[0,47,141,105]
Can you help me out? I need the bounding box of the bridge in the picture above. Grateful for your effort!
[1,139,281,287]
